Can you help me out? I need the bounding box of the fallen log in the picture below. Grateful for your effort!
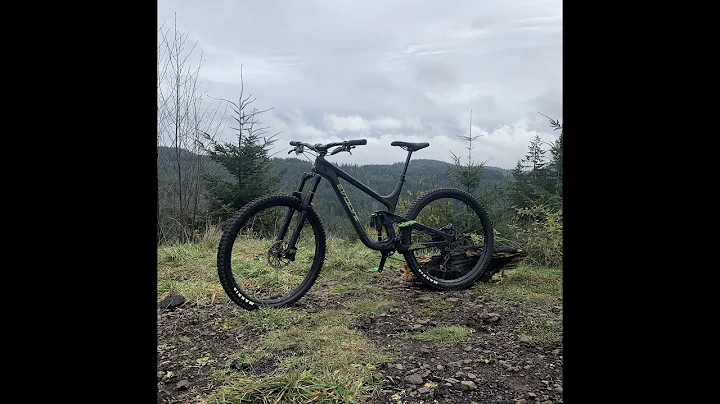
[402,244,528,284]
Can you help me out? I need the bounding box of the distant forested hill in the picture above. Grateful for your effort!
[158,146,511,237]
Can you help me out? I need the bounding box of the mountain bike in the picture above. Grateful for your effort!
[217,139,494,310]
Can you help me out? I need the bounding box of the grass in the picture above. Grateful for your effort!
[474,265,562,305]
[222,307,307,333]
[227,347,272,368]
[408,325,474,346]
[347,298,392,317]
[157,230,385,306]
[306,309,356,328]
[209,307,389,403]
[516,316,563,344]
[229,237,316,299]
[314,237,388,297]
[158,232,563,403]
[416,296,453,317]
[211,371,370,403]
[169,234,395,403]
[325,273,382,296]
[320,237,391,277]
[157,232,225,306]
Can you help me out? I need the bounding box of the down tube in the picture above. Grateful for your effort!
[324,175,388,250]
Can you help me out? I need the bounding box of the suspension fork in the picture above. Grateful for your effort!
[276,173,322,257]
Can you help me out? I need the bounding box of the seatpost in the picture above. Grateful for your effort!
[400,151,413,179]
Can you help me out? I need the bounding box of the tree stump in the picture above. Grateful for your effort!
[401,245,528,284]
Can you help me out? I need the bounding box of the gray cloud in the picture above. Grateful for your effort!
[158,0,562,168]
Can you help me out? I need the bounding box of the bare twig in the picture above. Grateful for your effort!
[157,14,224,244]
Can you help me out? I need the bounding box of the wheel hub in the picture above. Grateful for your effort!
[267,240,291,269]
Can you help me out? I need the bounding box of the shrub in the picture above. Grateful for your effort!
[509,204,562,267]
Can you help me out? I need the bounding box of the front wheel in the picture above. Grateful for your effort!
[217,194,327,310]
[401,188,494,290]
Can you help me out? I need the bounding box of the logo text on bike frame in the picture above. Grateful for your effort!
[336,183,360,222]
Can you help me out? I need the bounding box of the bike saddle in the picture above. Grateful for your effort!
[391,141,429,151]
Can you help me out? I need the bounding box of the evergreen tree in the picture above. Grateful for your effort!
[509,114,563,209]
[539,112,563,198]
[448,109,489,195]
[201,66,281,223]
[525,135,549,181]
[510,135,552,208]
[510,160,532,208]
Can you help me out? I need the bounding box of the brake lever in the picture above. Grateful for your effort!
[288,145,304,155]
[331,145,356,155]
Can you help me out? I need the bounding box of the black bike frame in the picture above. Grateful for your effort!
[279,149,454,253]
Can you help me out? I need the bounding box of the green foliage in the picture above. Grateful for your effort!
[447,111,492,196]
[507,112,562,212]
[509,204,563,267]
[540,112,563,195]
[476,181,515,240]
[447,109,488,195]
[503,113,563,266]
[510,135,556,209]
[202,129,280,223]
[474,265,563,305]
[198,66,283,224]
[448,153,486,195]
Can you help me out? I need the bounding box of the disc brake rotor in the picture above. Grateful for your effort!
[267,240,290,269]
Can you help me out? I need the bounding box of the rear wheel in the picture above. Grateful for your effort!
[401,188,494,290]
[217,195,326,310]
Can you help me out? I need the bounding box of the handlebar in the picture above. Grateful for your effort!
[288,139,367,156]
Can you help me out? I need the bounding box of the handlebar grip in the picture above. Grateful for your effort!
[347,139,367,146]
[289,141,300,146]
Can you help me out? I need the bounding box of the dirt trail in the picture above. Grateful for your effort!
[157,267,563,403]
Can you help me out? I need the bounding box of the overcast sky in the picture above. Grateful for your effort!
[158,0,562,169]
